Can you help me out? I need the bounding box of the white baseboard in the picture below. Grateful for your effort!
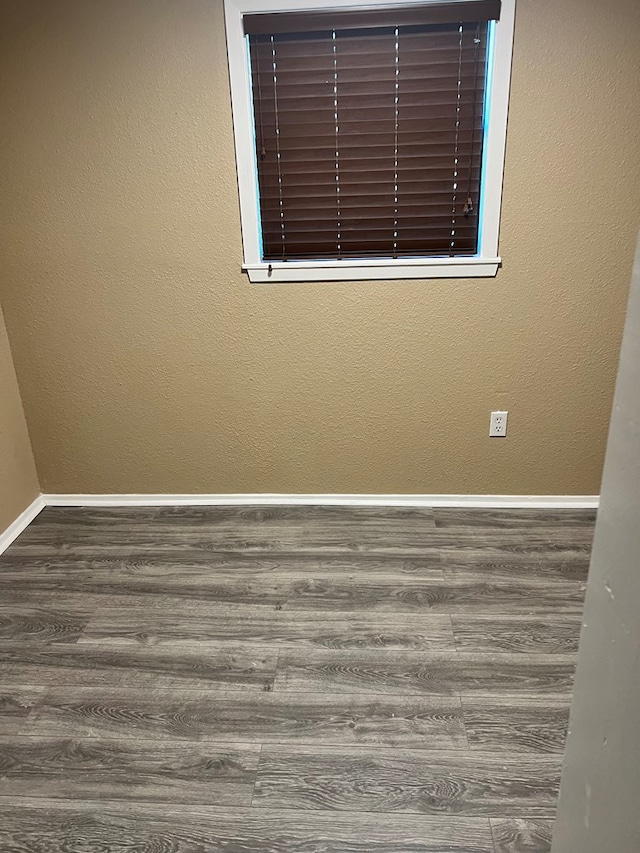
[42,493,600,509]
[1,493,599,552]
[0,495,46,556]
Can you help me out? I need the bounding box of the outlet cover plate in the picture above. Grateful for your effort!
[490,411,508,437]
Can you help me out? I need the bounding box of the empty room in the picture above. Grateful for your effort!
[1,0,639,851]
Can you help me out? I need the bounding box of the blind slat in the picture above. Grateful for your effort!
[261,246,478,260]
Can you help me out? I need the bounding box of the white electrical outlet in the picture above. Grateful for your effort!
[490,411,508,437]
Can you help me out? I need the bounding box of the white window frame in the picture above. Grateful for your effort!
[224,0,516,283]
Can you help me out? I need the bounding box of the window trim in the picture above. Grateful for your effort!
[224,0,516,283]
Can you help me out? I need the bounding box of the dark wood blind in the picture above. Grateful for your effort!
[248,4,497,262]
[244,1,500,34]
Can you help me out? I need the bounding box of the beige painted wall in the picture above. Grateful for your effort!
[0,305,39,531]
[0,0,638,495]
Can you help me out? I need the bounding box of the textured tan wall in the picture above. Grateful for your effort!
[0,305,39,531]
[0,0,638,495]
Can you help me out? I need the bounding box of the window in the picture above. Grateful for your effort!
[225,0,515,282]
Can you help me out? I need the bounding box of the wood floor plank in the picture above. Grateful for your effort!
[274,650,576,697]
[31,507,162,525]
[152,504,438,526]
[451,616,582,655]
[254,745,561,817]
[0,573,584,616]
[0,572,294,608]
[0,588,131,608]
[12,525,305,554]
[0,554,127,574]
[284,577,585,614]
[0,688,44,736]
[104,575,294,607]
[120,552,446,577]
[0,642,277,691]
[297,529,592,557]
[441,556,590,583]
[120,567,297,605]
[24,687,467,749]
[0,604,93,644]
[78,604,456,650]
[0,557,130,602]
[462,699,571,754]
[490,818,554,852]
[0,799,497,852]
[0,542,135,559]
[433,509,596,529]
[12,572,582,618]
[0,736,259,805]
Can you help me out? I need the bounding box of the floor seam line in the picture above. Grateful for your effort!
[250,743,265,808]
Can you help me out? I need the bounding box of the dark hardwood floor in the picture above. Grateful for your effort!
[0,504,595,852]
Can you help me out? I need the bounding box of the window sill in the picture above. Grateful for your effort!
[243,257,501,283]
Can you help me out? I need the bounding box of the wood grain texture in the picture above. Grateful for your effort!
[78,604,456,650]
[0,799,497,852]
[0,571,293,607]
[32,505,438,526]
[295,529,592,558]
[254,745,561,817]
[0,688,44,735]
[441,555,590,583]
[23,687,467,748]
[24,535,306,557]
[434,509,596,529]
[0,604,92,643]
[4,571,582,616]
[0,642,277,690]
[118,552,446,577]
[274,650,576,697]
[0,736,259,804]
[8,521,304,556]
[0,505,595,852]
[462,699,571,754]
[0,560,130,594]
[284,577,585,614]
[28,507,161,525]
[451,616,582,655]
[149,504,440,530]
[490,819,554,852]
